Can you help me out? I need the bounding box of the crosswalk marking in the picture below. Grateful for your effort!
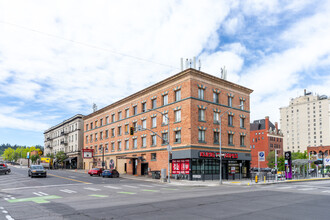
[123,185,138,189]
[84,187,101,191]
[60,189,77,194]
[139,184,154,188]
[104,186,122,190]
[33,192,48,196]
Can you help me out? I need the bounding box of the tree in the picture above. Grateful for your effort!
[291,151,307,160]
[267,151,276,168]
[56,151,68,168]
[30,154,40,164]
[3,148,15,161]
[46,153,55,159]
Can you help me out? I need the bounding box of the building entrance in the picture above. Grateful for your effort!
[132,159,137,175]
[141,163,148,175]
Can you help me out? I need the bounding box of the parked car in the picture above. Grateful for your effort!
[0,166,11,175]
[102,169,120,178]
[28,165,47,178]
[88,168,104,176]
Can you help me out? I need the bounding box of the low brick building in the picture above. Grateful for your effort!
[83,68,253,180]
[250,116,283,169]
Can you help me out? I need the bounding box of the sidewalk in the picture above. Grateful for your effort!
[65,169,330,187]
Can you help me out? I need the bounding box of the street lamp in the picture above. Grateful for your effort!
[218,104,243,185]
[146,108,171,183]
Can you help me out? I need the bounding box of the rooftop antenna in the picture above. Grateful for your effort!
[221,66,227,80]
[93,103,98,113]
[185,59,189,69]
[180,58,183,71]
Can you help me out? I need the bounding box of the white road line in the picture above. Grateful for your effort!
[104,186,122,190]
[4,198,9,200]
[60,189,77,194]
[6,215,15,220]
[123,185,139,189]
[139,184,154,188]
[84,187,101,191]
[2,210,8,213]
[9,197,15,200]
[33,192,43,196]
[322,190,330,193]
[298,188,316,191]
[1,183,89,191]
[38,192,48,196]
[152,184,167,187]
[277,186,293,189]
[0,207,4,209]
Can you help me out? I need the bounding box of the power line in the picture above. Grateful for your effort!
[0,20,180,70]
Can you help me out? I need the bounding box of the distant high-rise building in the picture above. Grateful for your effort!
[280,90,330,153]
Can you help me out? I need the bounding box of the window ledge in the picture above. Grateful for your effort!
[240,127,246,130]
[174,141,181,144]
[141,146,146,148]
[214,142,219,145]
[228,144,235,146]
[199,120,206,123]
[151,145,157,147]
[174,121,181,124]
[198,141,207,144]
[151,159,157,161]
[240,145,246,147]
[228,125,234,127]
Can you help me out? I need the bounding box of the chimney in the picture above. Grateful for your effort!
[265,116,269,131]
[275,122,278,134]
[304,89,306,96]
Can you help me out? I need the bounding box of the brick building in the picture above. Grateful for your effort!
[307,146,330,162]
[250,116,283,169]
[83,68,253,180]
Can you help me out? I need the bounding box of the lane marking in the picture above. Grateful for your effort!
[1,183,89,191]
[142,189,159,192]
[139,184,154,188]
[0,207,4,209]
[6,215,14,220]
[2,210,8,213]
[38,192,48,196]
[277,187,293,189]
[89,194,108,198]
[7,195,62,204]
[298,188,316,191]
[322,190,330,193]
[48,173,91,184]
[162,188,178,190]
[60,189,77,194]
[3,198,9,201]
[123,185,138,189]
[84,187,101,191]
[33,192,43,197]
[118,192,136,195]
[9,197,15,200]
[104,186,122,190]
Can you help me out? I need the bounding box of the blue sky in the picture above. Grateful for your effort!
[1,0,330,147]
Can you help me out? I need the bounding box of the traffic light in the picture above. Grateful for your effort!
[129,127,134,135]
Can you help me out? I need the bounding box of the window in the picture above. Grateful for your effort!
[175,130,181,143]
[105,130,109,138]
[142,119,146,129]
[125,109,129,118]
[125,124,129,134]
[199,109,205,121]
[198,88,204,99]
[213,93,219,103]
[152,135,157,146]
[111,114,115,123]
[133,138,137,149]
[240,100,244,110]
[214,112,219,123]
[175,90,181,101]
[100,118,103,126]
[152,117,157,128]
[118,126,122,136]
[86,124,89,131]
[228,97,232,107]
[228,115,233,126]
[95,120,98,128]
[228,134,234,145]
[133,106,137,115]
[151,153,156,161]
[105,143,109,152]
[118,112,122,120]
[133,122,137,131]
[142,103,146,112]
[106,116,109,124]
[86,136,89,143]
[198,130,205,142]
[142,137,146,147]
[111,128,115,137]
[214,132,219,144]
[90,134,93,143]
[162,113,168,125]
[125,140,129,150]
[163,95,168,105]
[152,99,157,109]
[95,133,98,141]
[90,122,93,129]
[240,118,245,128]
[175,110,181,122]
[162,133,168,145]
[100,131,103,140]
[240,135,245,146]
[118,141,122,151]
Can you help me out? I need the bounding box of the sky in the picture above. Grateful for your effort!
[1,0,330,147]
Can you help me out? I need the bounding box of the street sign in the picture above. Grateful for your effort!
[167,145,172,152]
[285,151,291,160]
[325,158,330,166]
[258,151,265,161]
[27,152,30,159]
[285,160,288,165]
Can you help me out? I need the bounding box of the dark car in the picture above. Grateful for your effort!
[102,169,120,178]
[28,165,47,178]
[0,166,11,175]
[88,168,104,176]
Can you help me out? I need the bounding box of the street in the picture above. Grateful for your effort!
[1,166,330,220]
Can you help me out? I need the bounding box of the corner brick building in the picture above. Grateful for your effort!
[83,68,253,180]
[250,116,283,169]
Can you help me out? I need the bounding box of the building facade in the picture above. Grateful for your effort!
[44,114,84,169]
[83,68,253,180]
[250,116,283,169]
[280,90,330,153]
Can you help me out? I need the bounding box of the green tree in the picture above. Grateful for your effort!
[278,156,285,171]
[56,151,68,168]
[30,154,40,164]
[46,153,55,159]
[291,150,307,160]
[3,148,15,161]
[267,151,276,168]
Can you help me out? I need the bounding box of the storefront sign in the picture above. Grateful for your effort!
[82,149,93,158]
[172,159,190,174]
[199,151,238,159]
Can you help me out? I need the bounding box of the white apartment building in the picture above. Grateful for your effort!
[280,90,330,153]
[44,114,84,169]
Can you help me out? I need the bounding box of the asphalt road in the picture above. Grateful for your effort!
[1,166,330,220]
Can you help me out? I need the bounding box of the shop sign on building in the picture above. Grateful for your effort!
[172,159,189,174]
[199,151,238,159]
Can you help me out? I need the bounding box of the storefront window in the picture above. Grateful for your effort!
[191,159,219,174]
